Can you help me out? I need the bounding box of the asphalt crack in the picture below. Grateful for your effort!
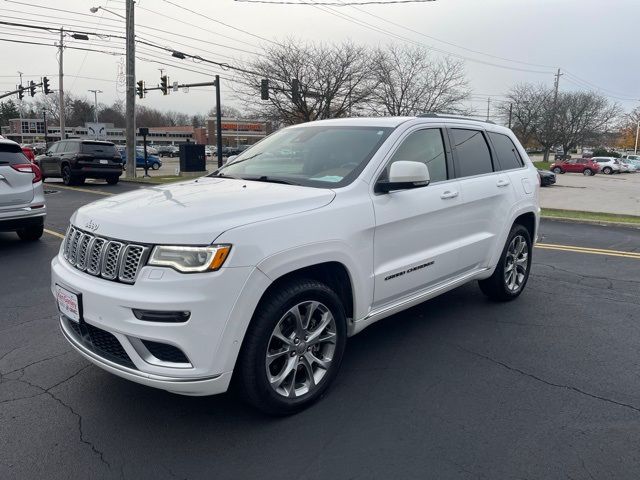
[454,344,640,415]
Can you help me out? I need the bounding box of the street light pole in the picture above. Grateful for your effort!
[58,28,65,140]
[42,108,48,146]
[125,0,136,179]
[88,89,103,124]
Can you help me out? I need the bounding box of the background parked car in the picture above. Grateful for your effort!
[592,157,621,175]
[156,145,179,157]
[117,146,162,170]
[35,139,123,185]
[0,139,46,240]
[549,158,599,176]
[621,155,640,170]
[538,169,556,186]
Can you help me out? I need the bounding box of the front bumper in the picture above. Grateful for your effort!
[51,253,258,396]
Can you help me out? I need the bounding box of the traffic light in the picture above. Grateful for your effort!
[29,80,36,97]
[291,78,300,103]
[261,79,269,100]
[18,85,24,100]
[136,80,145,99]
[43,77,50,95]
[160,75,168,95]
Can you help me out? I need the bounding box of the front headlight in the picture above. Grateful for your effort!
[148,245,231,273]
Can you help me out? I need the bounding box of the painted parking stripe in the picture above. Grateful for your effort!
[536,243,640,260]
[47,184,114,196]
[44,228,65,239]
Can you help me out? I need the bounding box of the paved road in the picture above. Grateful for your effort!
[2,181,640,479]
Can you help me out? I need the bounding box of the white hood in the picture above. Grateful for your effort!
[72,177,335,244]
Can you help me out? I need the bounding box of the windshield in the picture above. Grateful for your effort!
[212,125,393,188]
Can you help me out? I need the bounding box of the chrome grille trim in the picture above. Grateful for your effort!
[62,226,149,284]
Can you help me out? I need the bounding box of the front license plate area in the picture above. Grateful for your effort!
[55,284,83,323]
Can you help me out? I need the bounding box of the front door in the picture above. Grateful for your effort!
[371,127,466,309]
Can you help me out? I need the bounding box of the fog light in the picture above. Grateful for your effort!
[132,309,190,323]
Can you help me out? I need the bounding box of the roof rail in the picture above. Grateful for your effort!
[417,112,496,125]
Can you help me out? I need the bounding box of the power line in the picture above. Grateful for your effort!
[160,0,282,46]
[234,0,436,4]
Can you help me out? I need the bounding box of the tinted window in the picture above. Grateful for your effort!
[47,142,61,154]
[0,143,28,165]
[450,129,493,177]
[81,142,117,156]
[383,128,447,182]
[489,132,524,170]
[63,142,79,153]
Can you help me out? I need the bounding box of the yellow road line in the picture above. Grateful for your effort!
[44,228,65,239]
[536,243,640,259]
[48,184,113,196]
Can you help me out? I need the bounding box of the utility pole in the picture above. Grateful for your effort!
[42,108,48,146]
[553,68,562,104]
[508,102,513,129]
[88,89,102,124]
[634,120,639,155]
[486,97,491,121]
[58,28,65,140]
[215,75,223,168]
[125,0,136,179]
[18,71,23,144]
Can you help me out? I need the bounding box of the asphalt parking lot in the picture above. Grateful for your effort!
[2,180,640,479]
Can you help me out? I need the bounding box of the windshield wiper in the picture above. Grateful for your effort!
[250,176,300,186]
[209,172,243,180]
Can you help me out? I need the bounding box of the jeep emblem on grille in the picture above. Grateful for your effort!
[85,219,99,232]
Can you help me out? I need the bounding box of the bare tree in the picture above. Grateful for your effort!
[237,39,376,125]
[498,84,549,147]
[554,91,620,155]
[367,45,470,116]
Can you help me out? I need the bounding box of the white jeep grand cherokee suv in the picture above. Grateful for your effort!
[52,115,539,415]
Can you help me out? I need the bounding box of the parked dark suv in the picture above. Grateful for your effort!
[35,139,123,185]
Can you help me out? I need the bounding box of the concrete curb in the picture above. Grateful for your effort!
[542,215,640,229]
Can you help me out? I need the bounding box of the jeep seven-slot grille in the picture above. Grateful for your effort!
[62,226,149,284]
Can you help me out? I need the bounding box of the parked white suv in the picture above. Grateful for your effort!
[51,115,540,414]
[0,138,46,240]
[592,157,621,174]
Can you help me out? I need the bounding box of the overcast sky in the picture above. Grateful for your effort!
[2,0,639,119]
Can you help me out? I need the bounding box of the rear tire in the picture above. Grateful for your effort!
[61,165,75,185]
[17,224,43,241]
[235,278,347,416]
[552,167,563,174]
[479,224,532,302]
[106,176,119,185]
[583,169,593,176]
[603,167,612,175]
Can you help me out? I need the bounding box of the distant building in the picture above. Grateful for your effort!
[2,118,269,146]
[206,117,269,147]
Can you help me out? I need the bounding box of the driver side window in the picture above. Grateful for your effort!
[382,129,448,182]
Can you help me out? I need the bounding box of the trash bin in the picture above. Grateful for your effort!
[179,144,206,172]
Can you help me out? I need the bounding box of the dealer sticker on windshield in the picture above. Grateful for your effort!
[55,285,81,323]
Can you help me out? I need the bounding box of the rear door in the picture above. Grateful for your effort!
[0,143,34,209]
[448,127,515,269]
[39,141,60,176]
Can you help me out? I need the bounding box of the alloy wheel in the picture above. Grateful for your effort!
[265,301,337,398]
[504,235,529,293]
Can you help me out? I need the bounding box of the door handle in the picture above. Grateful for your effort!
[440,190,459,199]
[496,179,510,187]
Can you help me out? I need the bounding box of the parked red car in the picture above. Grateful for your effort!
[21,146,35,163]
[549,158,600,176]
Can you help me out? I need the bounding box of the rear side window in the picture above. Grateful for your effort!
[384,128,448,183]
[488,132,524,170]
[81,142,117,156]
[0,144,28,165]
[450,128,493,178]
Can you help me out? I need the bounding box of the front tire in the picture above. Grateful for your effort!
[552,167,563,174]
[235,279,347,415]
[17,224,43,241]
[583,169,593,176]
[479,224,532,302]
[151,162,160,170]
[603,167,612,175]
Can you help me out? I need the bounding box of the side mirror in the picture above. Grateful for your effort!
[375,161,430,193]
